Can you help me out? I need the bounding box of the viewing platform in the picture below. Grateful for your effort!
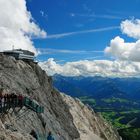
[1,49,35,62]
[0,93,44,114]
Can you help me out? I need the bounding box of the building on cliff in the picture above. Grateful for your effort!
[1,49,35,61]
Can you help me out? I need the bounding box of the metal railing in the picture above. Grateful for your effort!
[0,96,44,114]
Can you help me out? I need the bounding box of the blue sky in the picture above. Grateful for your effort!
[26,0,140,62]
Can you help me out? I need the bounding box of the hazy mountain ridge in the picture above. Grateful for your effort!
[53,74,140,100]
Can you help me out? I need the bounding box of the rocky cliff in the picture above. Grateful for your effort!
[0,54,121,140]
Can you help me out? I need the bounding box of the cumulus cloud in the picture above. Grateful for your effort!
[121,19,140,39]
[39,58,140,77]
[104,18,140,62]
[105,36,140,61]
[0,0,46,53]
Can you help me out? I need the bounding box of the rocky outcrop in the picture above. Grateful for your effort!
[0,119,33,140]
[0,54,121,140]
[61,93,121,140]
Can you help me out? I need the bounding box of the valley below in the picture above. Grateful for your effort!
[80,96,140,140]
[53,75,140,140]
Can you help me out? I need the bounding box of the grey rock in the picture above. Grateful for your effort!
[0,54,121,140]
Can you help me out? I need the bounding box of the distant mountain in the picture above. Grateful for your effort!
[53,74,140,100]
[53,75,86,97]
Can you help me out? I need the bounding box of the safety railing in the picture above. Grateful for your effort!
[0,96,44,114]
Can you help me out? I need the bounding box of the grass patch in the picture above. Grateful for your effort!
[102,97,129,103]
[79,96,96,105]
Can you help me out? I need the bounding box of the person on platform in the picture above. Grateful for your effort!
[47,131,55,140]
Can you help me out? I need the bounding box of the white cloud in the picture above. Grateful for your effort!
[105,36,140,61]
[39,18,140,77]
[47,26,119,39]
[39,58,140,77]
[75,13,122,20]
[0,0,46,54]
[37,48,103,55]
[121,19,140,39]
[104,18,140,62]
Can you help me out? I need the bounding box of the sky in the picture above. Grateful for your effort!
[26,0,140,62]
[1,0,140,77]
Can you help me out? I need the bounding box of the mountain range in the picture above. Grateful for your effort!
[53,74,140,100]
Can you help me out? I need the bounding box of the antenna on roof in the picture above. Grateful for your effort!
[12,45,14,50]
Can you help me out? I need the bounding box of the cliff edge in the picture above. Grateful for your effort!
[0,54,121,140]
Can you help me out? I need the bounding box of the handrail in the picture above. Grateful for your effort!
[0,95,44,114]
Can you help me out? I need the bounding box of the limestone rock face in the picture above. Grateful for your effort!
[61,93,121,140]
[0,120,33,140]
[0,54,121,140]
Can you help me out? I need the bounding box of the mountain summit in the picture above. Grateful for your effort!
[0,54,121,140]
